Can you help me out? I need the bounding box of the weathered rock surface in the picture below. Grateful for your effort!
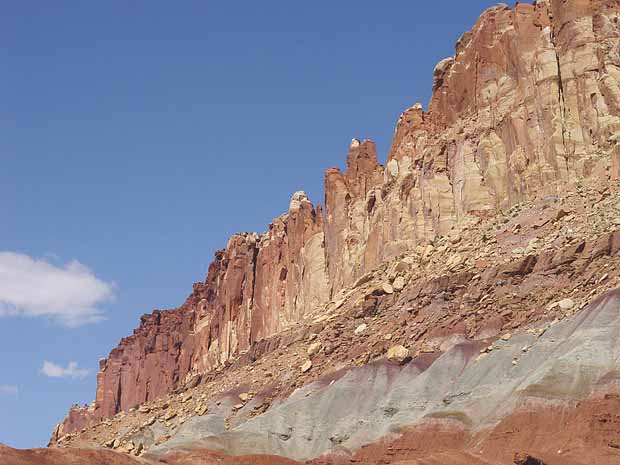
[51,4,620,463]
[386,345,411,365]
[146,289,620,463]
[54,194,331,434]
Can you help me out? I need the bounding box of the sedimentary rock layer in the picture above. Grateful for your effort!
[55,0,620,437]
[144,289,620,462]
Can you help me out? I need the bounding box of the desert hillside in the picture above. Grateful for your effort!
[5,1,620,464]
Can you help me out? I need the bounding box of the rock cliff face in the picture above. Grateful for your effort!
[55,0,620,438]
[57,192,332,432]
[339,0,620,285]
[74,198,329,425]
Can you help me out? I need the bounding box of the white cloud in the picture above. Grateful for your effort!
[40,361,90,379]
[0,252,115,327]
[0,385,18,396]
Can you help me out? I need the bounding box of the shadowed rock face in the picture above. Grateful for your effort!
[54,0,620,442]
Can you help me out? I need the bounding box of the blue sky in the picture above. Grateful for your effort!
[1,0,501,448]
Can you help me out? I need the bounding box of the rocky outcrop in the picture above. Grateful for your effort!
[93,300,198,420]
[340,0,620,283]
[188,192,330,374]
[324,139,384,291]
[53,193,330,437]
[319,0,620,299]
[51,158,620,461]
[54,0,620,440]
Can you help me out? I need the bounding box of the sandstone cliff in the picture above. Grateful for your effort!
[54,0,620,439]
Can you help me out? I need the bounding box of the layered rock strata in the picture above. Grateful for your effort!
[55,0,620,438]
[51,160,620,462]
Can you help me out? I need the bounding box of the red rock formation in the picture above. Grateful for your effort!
[319,0,620,302]
[87,292,200,421]
[55,0,620,439]
[0,444,303,465]
[190,233,259,373]
[251,193,329,340]
[324,139,384,292]
[53,194,330,437]
[0,444,145,465]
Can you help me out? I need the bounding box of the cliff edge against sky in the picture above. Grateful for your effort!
[5,1,620,464]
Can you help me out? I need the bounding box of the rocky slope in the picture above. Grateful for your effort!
[43,181,620,465]
[4,1,620,464]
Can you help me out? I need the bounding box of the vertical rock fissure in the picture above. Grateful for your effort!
[248,239,260,343]
[114,376,122,415]
[549,24,570,171]
[323,223,334,300]
[474,53,480,116]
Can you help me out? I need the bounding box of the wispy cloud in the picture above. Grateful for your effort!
[0,385,18,396]
[0,252,115,327]
[40,361,90,379]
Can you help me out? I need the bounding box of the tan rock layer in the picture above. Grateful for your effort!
[55,0,620,437]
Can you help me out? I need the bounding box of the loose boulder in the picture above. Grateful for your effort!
[387,345,411,365]
[392,276,406,292]
[301,360,312,373]
[354,324,368,335]
[382,283,394,294]
[307,342,322,357]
